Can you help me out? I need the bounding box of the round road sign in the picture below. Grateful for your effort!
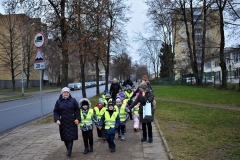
[34,32,45,48]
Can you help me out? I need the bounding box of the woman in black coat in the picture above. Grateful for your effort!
[110,78,122,104]
[53,87,80,157]
[130,82,154,143]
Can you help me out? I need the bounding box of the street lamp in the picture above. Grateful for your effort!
[21,23,34,96]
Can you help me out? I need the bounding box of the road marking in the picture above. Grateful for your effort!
[0,97,56,112]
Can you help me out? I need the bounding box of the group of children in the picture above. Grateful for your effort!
[78,85,141,153]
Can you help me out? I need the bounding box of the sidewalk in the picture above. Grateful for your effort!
[0,117,169,160]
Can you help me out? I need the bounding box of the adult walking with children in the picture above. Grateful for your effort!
[53,87,80,157]
[130,82,154,143]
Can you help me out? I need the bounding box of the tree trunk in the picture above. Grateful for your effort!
[219,7,227,89]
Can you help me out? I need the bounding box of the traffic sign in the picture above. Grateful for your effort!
[34,49,45,63]
[34,32,45,48]
[34,62,46,70]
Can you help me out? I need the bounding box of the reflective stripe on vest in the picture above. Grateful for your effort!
[104,111,118,129]
[94,107,106,121]
[80,109,93,126]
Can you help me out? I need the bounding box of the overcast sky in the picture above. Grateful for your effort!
[125,0,149,62]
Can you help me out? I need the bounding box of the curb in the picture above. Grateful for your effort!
[154,118,174,160]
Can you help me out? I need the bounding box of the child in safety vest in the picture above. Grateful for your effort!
[103,93,113,108]
[94,98,107,141]
[124,85,133,101]
[79,98,98,154]
[114,97,129,141]
[98,102,120,153]
[132,93,141,131]
[101,90,108,99]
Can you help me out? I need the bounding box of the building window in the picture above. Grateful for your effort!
[205,61,211,69]
[226,55,230,65]
[182,51,186,55]
[181,38,186,42]
[181,31,185,35]
[214,60,219,67]
[180,23,185,28]
[181,44,187,48]
[234,53,240,62]
[234,68,240,78]
[206,31,210,35]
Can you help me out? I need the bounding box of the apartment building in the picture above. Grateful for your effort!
[173,7,221,79]
[0,14,42,89]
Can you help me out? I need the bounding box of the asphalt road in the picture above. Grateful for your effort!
[0,85,107,134]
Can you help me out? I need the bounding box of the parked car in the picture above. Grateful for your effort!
[202,79,213,85]
[186,77,196,85]
[75,83,82,90]
[68,83,78,91]
[85,82,91,88]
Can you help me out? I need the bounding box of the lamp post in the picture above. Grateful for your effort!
[21,23,34,96]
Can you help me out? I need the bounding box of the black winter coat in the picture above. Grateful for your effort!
[110,82,121,100]
[53,94,80,142]
[122,79,133,87]
[130,90,154,123]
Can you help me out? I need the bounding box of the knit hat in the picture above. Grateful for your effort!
[139,82,147,90]
[61,87,70,94]
[142,75,148,81]
[116,97,122,102]
[98,98,104,104]
[105,93,111,98]
[108,102,114,108]
[82,100,89,107]
[118,92,125,98]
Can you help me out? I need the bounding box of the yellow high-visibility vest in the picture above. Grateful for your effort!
[104,98,112,108]
[115,104,127,122]
[125,91,133,100]
[133,105,139,114]
[104,111,118,129]
[80,109,93,127]
[94,107,106,121]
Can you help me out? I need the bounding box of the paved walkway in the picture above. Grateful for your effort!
[0,116,169,160]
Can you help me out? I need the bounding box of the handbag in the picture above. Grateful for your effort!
[143,101,152,119]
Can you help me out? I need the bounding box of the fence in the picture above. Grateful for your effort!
[150,71,240,91]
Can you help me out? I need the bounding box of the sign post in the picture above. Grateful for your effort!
[34,32,45,120]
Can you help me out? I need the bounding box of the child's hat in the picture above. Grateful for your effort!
[98,98,104,104]
[108,102,114,108]
[105,93,111,97]
[116,97,122,102]
[118,92,125,98]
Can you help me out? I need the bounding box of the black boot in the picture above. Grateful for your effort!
[141,137,147,142]
[84,147,89,154]
[89,145,93,152]
[148,137,153,143]
[67,141,73,157]
[64,141,68,155]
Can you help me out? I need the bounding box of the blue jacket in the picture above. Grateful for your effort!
[53,94,80,141]
[99,110,120,134]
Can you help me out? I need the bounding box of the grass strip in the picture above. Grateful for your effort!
[156,100,240,159]
[153,86,240,106]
